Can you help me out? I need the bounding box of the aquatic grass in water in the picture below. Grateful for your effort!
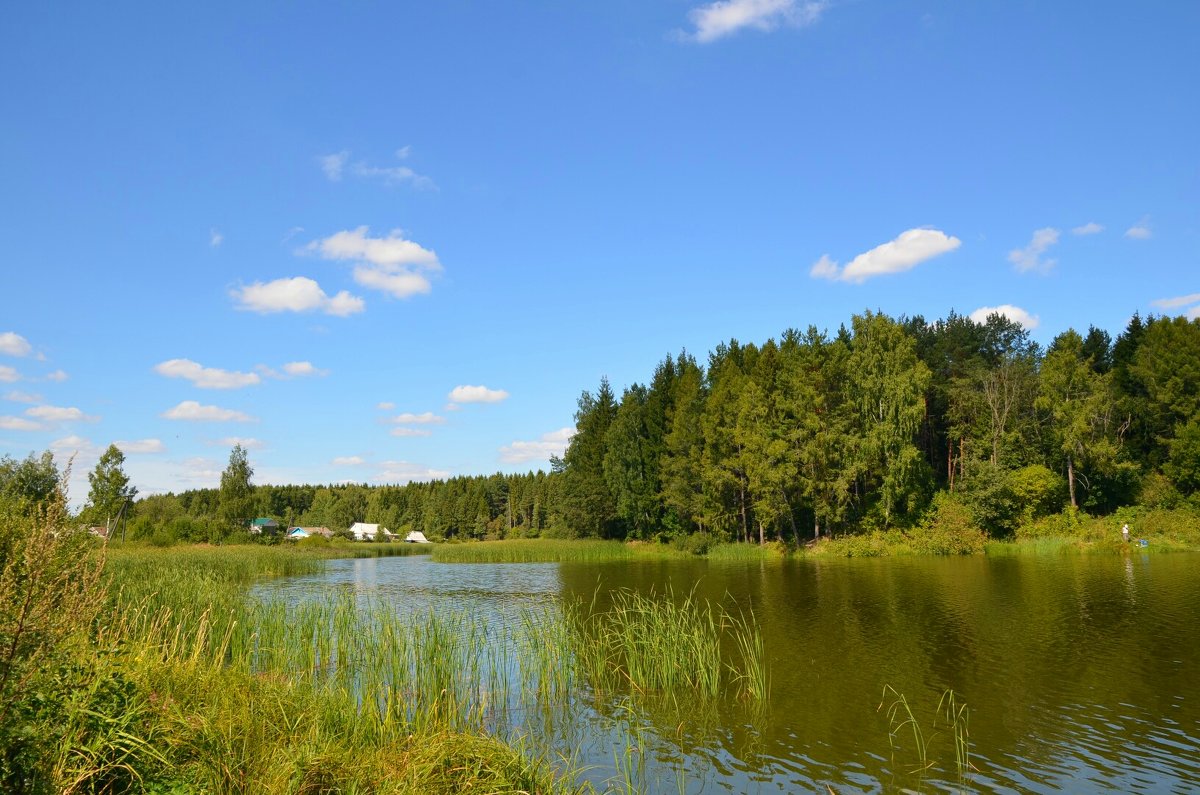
[566,587,769,703]
[879,685,973,784]
[431,538,636,563]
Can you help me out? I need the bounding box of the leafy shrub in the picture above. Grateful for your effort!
[908,493,987,555]
[671,533,715,556]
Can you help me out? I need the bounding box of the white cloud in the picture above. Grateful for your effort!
[375,460,451,484]
[306,227,442,300]
[116,438,166,454]
[155,358,261,390]
[232,276,365,316]
[26,404,95,423]
[322,148,434,189]
[391,428,433,438]
[448,385,509,404]
[969,304,1041,330]
[811,228,961,284]
[377,401,396,410]
[0,416,41,431]
[3,390,41,403]
[0,365,19,383]
[352,266,434,299]
[1008,227,1060,274]
[683,0,826,43]
[1151,293,1200,310]
[216,436,266,450]
[499,427,575,464]
[178,457,223,485]
[1072,222,1104,236]
[308,227,440,268]
[45,370,68,382]
[320,150,350,181]
[162,401,255,422]
[210,228,223,247]
[332,455,366,466]
[1126,217,1152,239]
[256,361,329,379]
[282,361,325,377]
[390,412,445,425]
[49,435,98,456]
[0,332,32,357]
[1151,293,1200,321]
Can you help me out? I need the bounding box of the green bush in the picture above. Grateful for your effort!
[908,494,987,555]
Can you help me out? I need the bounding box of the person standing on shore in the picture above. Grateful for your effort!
[1122,523,1130,543]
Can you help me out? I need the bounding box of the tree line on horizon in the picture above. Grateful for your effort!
[3,309,1198,545]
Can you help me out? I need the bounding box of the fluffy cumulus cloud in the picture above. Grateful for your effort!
[969,304,1040,330]
[683,0,826,43]
[306,227,442,300]
[155,359,261,390]
[377,401,396,410]
[448,385,509,404]
[45,370,68,382]
[210,229,223,247]
[811,229,961,284]
[390,412,444,425]
[332,455,366,467]
[116,438,166,454]
[499,427,575,464]
[232,276,365,316]
[0,416,41,431]
[0,365,19,383]
[374,460,451,484]
[1008,228,1060,274]
[1072,222,1104,236]
[1151,293,1200,319]
[162,401,255,422]
[0,332,32,357]
[1126,217,1152,239]
[391,428,432,438]
[26,404,95,423]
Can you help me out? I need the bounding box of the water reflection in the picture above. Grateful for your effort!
[253,552,1200,793]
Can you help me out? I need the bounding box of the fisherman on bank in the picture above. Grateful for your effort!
[1122,523,1130,543]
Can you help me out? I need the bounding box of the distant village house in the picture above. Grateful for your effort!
[348,522,393,541]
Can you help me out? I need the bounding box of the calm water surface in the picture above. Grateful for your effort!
[253,552,1200,793]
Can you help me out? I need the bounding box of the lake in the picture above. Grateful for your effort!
[252,551,1200,793]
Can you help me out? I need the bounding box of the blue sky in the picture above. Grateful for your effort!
[1,1,1197,502]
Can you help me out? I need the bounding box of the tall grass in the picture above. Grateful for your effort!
[6,539,774,792]
[879,685,973,784]
[432,538,635,563]
[565,588,769,703]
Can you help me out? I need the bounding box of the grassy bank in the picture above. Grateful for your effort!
[3,498,769,793]
[430,537,787,564]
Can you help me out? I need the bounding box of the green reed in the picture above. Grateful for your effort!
[879,685,973,783]
[431,538,636,563]
[565,587,768,703]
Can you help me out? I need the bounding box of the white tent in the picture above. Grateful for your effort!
[348,522,391,541]
[404,530,430,543]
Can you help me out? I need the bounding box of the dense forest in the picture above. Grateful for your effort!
[4,309,1197,546]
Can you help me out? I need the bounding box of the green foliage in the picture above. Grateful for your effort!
[909,494,988,555]
[217,444,254,529]
[0,452,60,516]
[84,444,137,528]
